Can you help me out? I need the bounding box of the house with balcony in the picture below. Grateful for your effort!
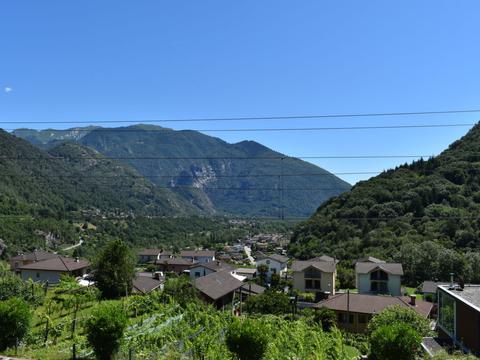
[291,256,337,298]
[355,257,403,296]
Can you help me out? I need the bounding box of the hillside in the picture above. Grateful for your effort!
[289,123,480,286]
[0,130,195,217]
[15,125,351,217]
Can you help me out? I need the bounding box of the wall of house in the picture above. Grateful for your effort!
[333,311,371,333]
[293,271,335,294]
[21,270,63,284]
[357,274,401,296]
[256,259,287,279]
[456,300,480,354]
[189,266,215,281]
[182,256,214,264]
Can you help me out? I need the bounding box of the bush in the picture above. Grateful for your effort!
[367,305,431,336]
[313,307,337,331]
[0,297,32,351]
[244,290,291,315]
[369,323,421,360]
[85,302,128,360]
[226,318,269,360]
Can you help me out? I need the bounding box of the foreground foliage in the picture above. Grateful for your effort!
[369,323,421,360]
[0,297,31,351]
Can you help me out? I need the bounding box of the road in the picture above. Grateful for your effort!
[63,238,84,251]
[244,245,255,265]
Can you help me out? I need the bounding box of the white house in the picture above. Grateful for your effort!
[19,256,90,284]
[355,257,403,296]
[256,254,288,280]
[180,250,215,264]
[138,249,172,264]
[189,261,233,281]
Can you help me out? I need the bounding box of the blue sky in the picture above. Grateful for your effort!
[1,1,480,184]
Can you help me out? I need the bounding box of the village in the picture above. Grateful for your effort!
[7,234,479,358]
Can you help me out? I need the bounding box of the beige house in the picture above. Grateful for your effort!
[291,255,337,297]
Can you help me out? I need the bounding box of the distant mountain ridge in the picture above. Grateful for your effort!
[13,125,351,217]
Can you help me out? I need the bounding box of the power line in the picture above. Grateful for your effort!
[4,123,477,132]
[3,108,480,124]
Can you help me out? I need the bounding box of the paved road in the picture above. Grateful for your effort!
[63,238,84,251]
[244,245,255,265]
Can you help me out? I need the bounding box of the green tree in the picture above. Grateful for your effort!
[93,239,136,299]
[226,318,269,360]
[244,290,291,315]
[85,302,128,360]
[370,323,421,360]
[367,305,431,336]
[0,297,32,351]
[162,275,197,307]
[313,307,337,331]
[257,264,269,286]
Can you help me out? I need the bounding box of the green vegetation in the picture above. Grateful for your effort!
[290,123,480,286]
[85,302,128,360]
[313,307,337,332]
[367,305,431,336]
[244,290,291,315]
[93,239,136,299]
[226,318,269,360]
[369,323,421,360]
[0,297,32,351]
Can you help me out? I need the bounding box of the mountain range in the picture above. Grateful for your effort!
[11,125,351,218]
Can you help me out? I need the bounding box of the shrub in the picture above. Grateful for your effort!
[367,305,431,336]
[226,318,269,360]
[369,323,421,360]
[313,307,337,331]
[244,290,291,315]
[0,297,32,351]
[85,302,128,360]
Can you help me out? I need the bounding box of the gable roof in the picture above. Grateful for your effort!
[191,261,234,272]
[180,250,215,258]
[194,270,244,300]
[240,283,265,295]
[257,253,289,264]
[311,255,337,263]
[18,256,90,272]
[315,293,432,317]
[132,275,163,294]
[11,250,58,262]
[355,262,404,276]
[138,248,163,256]
[356,256,386,264]
[291,259,337,273]
[155,258,195,266]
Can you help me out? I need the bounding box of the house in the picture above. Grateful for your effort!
[234,268,257,280]
[193,270,265,308]
[189,261,234,281]
[421,281,449,302]
[18,256,90,284]
[155,258,195,274]
[256,253,288,280]
[437,284,480,355]
[180,250,215,264]
[355,257,403,296]
[315,292,433,333]
[9,251,58,273]
[137,249,172,264]
[291,256,337,298]
[132,275,163,294]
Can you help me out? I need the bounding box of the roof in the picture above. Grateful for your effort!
[11,250,58,262]
[191,261,234,272]
[240,283,265,295]
[235,268,257,274]
[194,270,244,300]
[312,255,337,263]
[355,262,404,276]
[291,258,337,273]
[18,256,90,272]
[132,275,163,294]
[180,250,215,258]
[257,253,289,264]
[438,285,480,311]
[422,281,449,294]
[315,293,432,317]
[138,248,163,256]
[357,256,386,264]
[155,258,195,266]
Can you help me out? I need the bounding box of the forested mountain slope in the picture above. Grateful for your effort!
[289,123,480,285]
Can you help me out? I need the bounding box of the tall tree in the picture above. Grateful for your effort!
[93,239,136,299]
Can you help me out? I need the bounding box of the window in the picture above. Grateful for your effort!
[266,260,270,265]
[306,279,313,289]
[438,291,455,334]
[36,272,40,278]
[305,279,321,290]
[371,281,388,293]
[271,268,277,274]
[195,271,201,278]
[370,270,388,281]
[358,314,369,324]
[337,313,354,324]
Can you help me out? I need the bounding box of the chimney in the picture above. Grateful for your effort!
[409,294,416,306]
[75,257,79,263]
